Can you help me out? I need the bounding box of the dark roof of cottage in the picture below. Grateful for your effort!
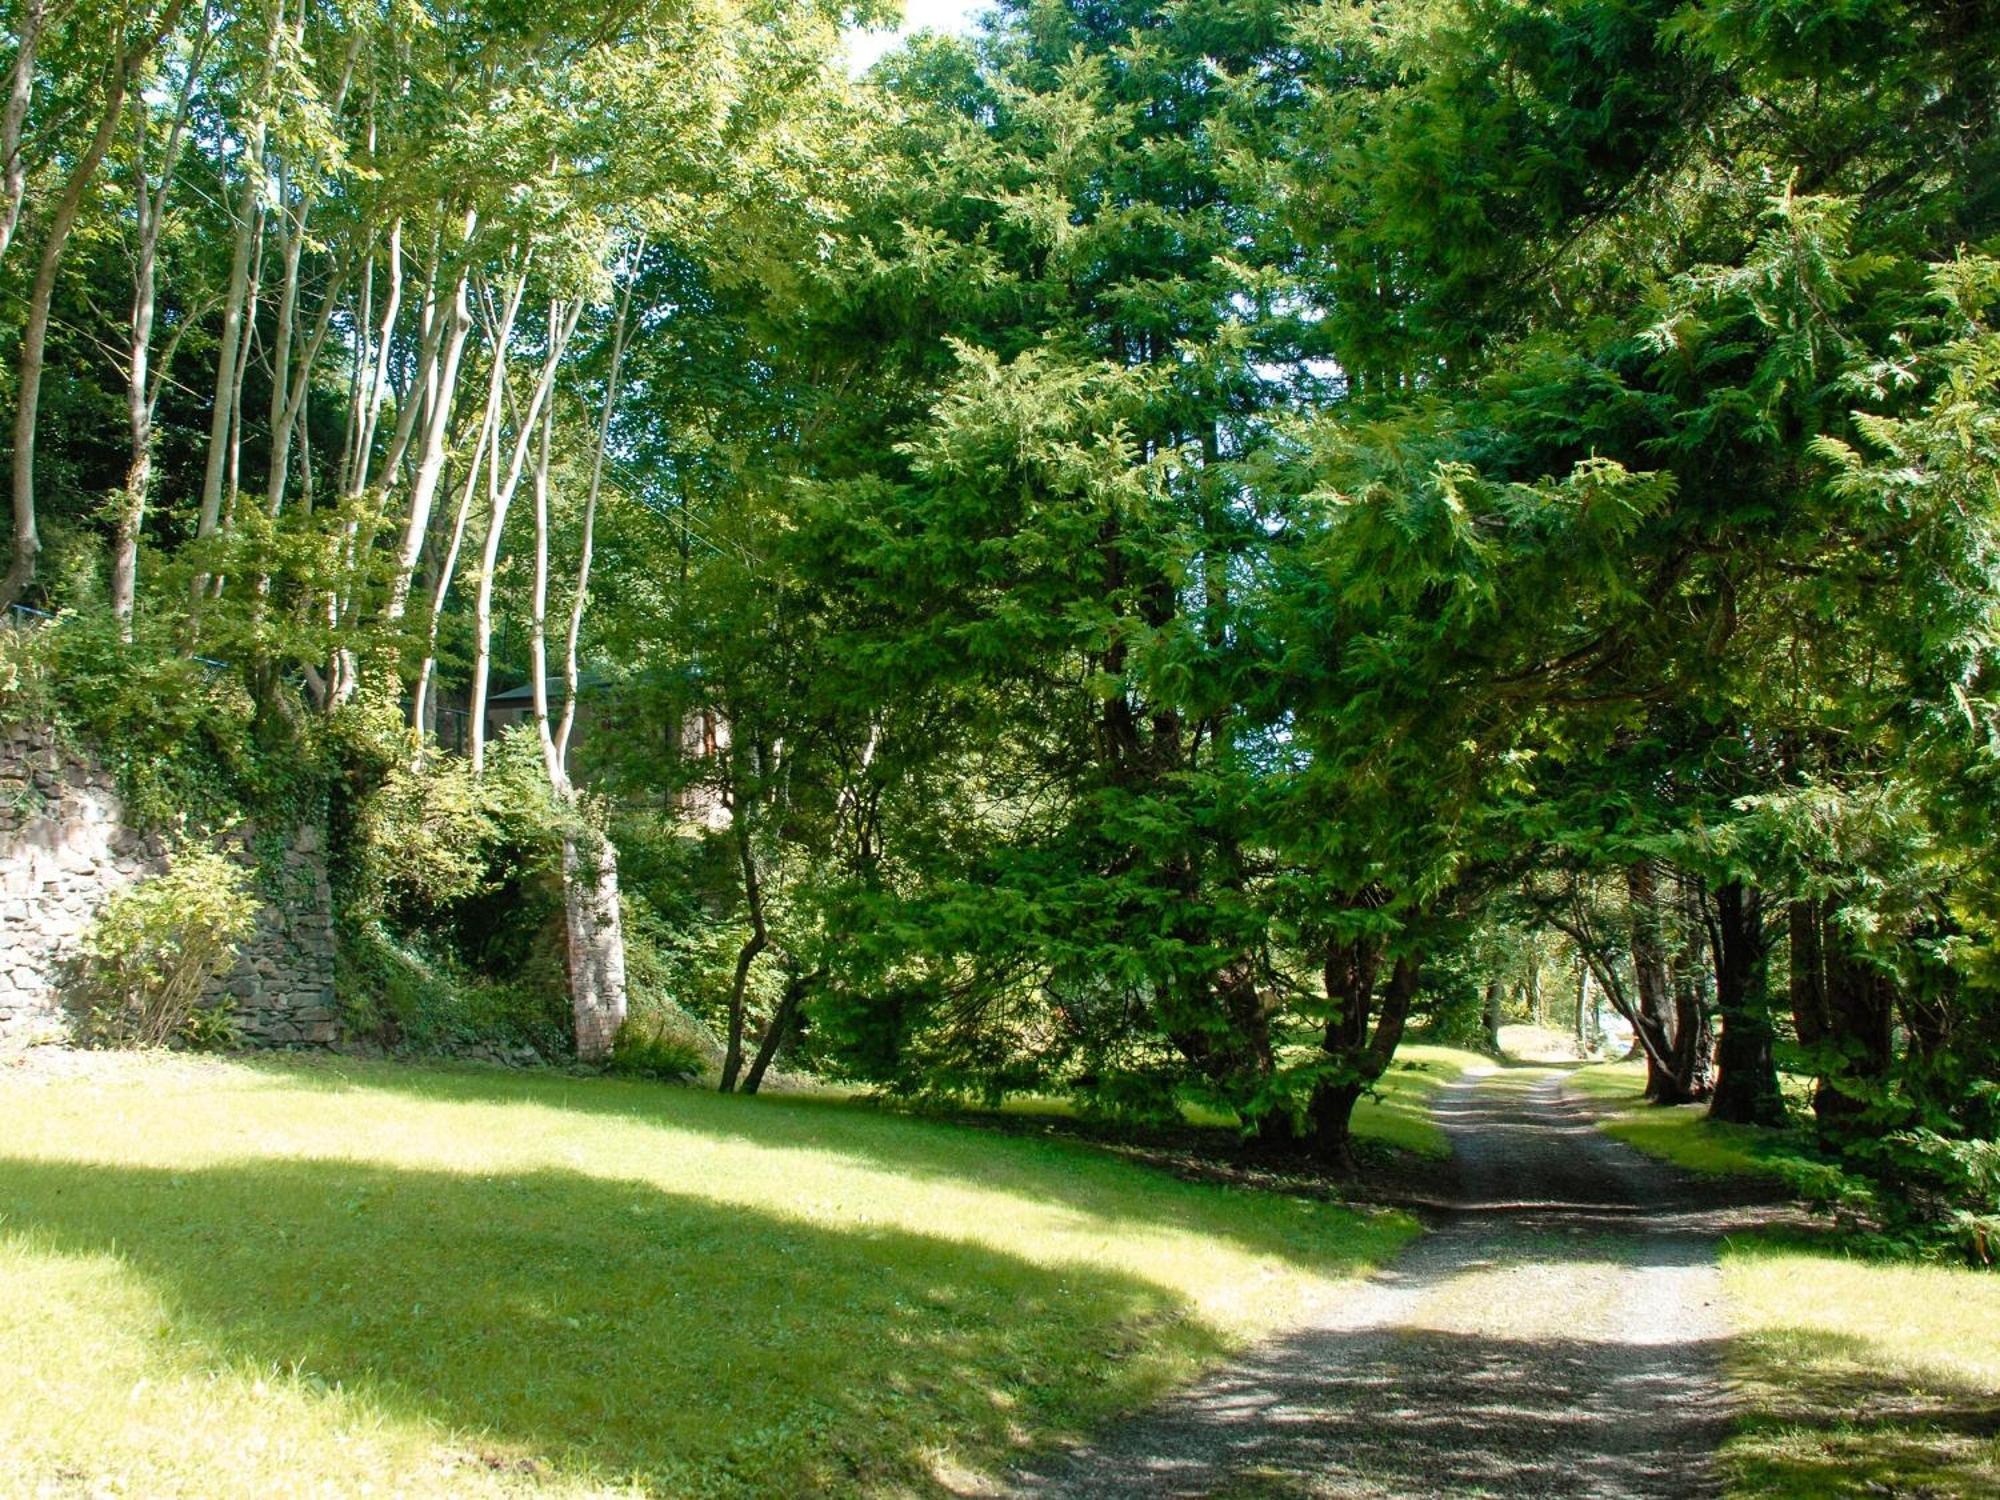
[487,673,606,705]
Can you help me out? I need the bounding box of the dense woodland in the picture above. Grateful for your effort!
[1,0,1997,1253]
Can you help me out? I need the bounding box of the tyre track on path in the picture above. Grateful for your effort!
[1010,1069,1758,1499]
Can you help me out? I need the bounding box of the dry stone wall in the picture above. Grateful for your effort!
[0,721,337,1048]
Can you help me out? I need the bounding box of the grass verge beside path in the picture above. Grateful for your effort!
[1565,1059,2000,1498]
[1350,1044,1491,1158]
[1723,1234,2000,1498]
[1565,1058,1807,1179]
[0,1052,1415,1498]
[995,1042,1488,1160]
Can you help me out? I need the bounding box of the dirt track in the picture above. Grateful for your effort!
[1011,1069,1754,1499]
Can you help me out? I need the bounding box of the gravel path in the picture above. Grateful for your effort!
[1011,1068,1751,1499]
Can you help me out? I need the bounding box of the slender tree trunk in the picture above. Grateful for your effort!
[556,242,639,770]
[217,211,265,554]
[467,292,576,773]
[111,67,200,632]
[263,251,351,520]
[343,217,402,495]
[383,240,475,625]
[4,4,183,609]
[1483,977,1503,1054]
[410,383,496,736]
[743,965,818,1095]
[529,391,561,789]
[719,790,769,1094]
[360,230,438,499]
[0,0,46,266]
[195,0,276,561]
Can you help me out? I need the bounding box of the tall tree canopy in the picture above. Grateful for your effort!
[4,0,1997,1248]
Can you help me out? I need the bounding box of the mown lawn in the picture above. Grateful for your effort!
[994,1042,1488,1159]
[1723,1234,2000,1498]
[1566,1059,2000,1498]
[1564,1059,1808,1178]
[0,1052,1415,1498]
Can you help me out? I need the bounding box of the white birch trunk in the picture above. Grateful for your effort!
[0,0,46,266]
[383,213,477,624]
[563,834,627,1063]
[556,241,640,772]
[4,2,184,609]
[468,294,579,774]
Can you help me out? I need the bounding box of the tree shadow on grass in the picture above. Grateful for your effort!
[1728,1328,2000,1500]
[0,1152,1225,1495]
[219,1056,1411,1277]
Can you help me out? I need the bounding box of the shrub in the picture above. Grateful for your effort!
[608,1013,711,1083]
[70,846,259,1049]
[2,611,325,833]
[335,920,569,1059]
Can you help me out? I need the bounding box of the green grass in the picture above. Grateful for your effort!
[0,1053,1415,1497]
[1565,1059,1807,1178]
[990,1043,1487,1159]
[1568,1062,2000,1495]
[1721,1231,2000,1498]
[1349,1044,1490,1157]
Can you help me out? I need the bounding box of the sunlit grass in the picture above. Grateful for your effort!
[991,1043,1486,1159]
[1566,1063,2000,1494]
[1721,1233,2000,1498]
[1565,1059,1802,1177]
[0,1053,1415,1497]
[1350,1044,1490,1157]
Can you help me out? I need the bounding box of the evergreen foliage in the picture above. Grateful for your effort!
[2,0,1997,1247]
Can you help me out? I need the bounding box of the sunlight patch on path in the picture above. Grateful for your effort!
[1009,1071,1738,1500]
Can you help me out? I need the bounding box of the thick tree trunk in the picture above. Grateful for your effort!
[1308,1082,1366,1173]
[1789,897,1896,1143]
[1308,942,1420,1172]
[1707,881,1785,1126]
[1669,969,1713,1101]
[1627,862,1708,1103]
[563,835,627,1063]
[1483,977,1503,1053]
